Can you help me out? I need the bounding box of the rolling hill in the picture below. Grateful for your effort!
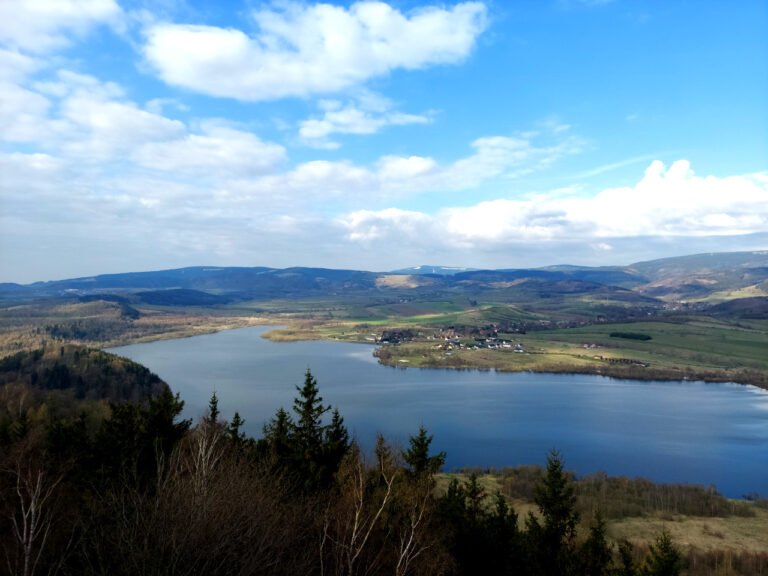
[2,251,767,305]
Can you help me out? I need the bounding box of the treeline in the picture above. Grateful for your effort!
[496,466,754,518]
[0,364,764,575]
[609,332,652,341]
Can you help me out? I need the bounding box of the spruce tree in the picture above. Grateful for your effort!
[322,408,349,469]
[292,369,329,456]
[617,540,638,576]
[642,531,681,576]
[227,411,246,448]
[526,449,579,576]
[580,511,612,576]
[207,391,220,425]
[261,407,293,466]
[403,425,446,477]
[464,473,485,522]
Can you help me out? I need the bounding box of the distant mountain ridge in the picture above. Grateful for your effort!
[3,251,767,305]
[391,265,478,276]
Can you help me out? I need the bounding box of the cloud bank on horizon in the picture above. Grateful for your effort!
[1,0,766,283]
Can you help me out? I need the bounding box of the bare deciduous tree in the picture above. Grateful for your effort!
[3,449,63,576]
[322,439,397,576]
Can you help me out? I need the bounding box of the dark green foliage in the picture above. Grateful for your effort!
[96,389,190,489]
[321,407,349,484]
[403,424,446,477]
[261,406,294,466]
[642,531,682,576]
[207,390,220,424]
[119,304,141,319]
[526,449,579,576]
[293,369,329,455]
[0,345,166,402]
[436,474,519,575]
[259,370,349,491]
[580,511,613,576]
[617,540,639,576]
[227,411,246,448]
[610,332,652,341]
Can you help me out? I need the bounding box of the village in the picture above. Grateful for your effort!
[373,325,527,353]
[371,326,650,368]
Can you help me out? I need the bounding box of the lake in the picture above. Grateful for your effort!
[109,326,768,498]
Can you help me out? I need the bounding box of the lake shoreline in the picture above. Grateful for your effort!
[102,322,768,391]
[260,324,768,391]
[108,324,768,498]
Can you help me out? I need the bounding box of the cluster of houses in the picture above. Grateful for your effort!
[376,329,417,344]
[433,338,525,353]
[582,343,601,349]
[375,324,526,354]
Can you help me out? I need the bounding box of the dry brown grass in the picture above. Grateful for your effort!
[437,473,768,556]
[608,509,768,554]
[375,275,434,289]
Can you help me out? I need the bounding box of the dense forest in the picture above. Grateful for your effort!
[0,347,765,576]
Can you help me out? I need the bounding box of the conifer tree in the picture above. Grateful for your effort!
[526,449,579,576]
[206,391,219,425]
[463,473,485,522]
[642,531,681,576]
[227,411,246,448]
[581,511,612,576]
[403,425,446,478]
[322,408,349,472]
[617,540,639,576]
[261,407,293,466]
[293,369,329,456]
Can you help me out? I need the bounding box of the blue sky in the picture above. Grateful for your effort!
[1,0,767,282]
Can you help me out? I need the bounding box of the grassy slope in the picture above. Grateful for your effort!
[435,474,768,555]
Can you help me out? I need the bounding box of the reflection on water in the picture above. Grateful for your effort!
[109,326,768,498]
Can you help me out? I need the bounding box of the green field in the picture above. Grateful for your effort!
[265,308,768,387]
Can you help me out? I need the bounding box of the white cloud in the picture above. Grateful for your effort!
[0,82,51,142]
[0,48,42,82]
[377,155,439,180]
[236,128,578,204]
[0,0,123,54]
[340,208,431,242]
[340,161,768,247]
[134,123,286,177]
[143,1,488,100]
[299,98,430,147]
[60,91,186,160]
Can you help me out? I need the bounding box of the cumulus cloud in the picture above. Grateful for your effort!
[0,0,122,54]
[340,160,768,246]
[0,69,186,157]
[143,1,488,100]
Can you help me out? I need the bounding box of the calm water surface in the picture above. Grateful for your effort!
[109,326,768,497]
